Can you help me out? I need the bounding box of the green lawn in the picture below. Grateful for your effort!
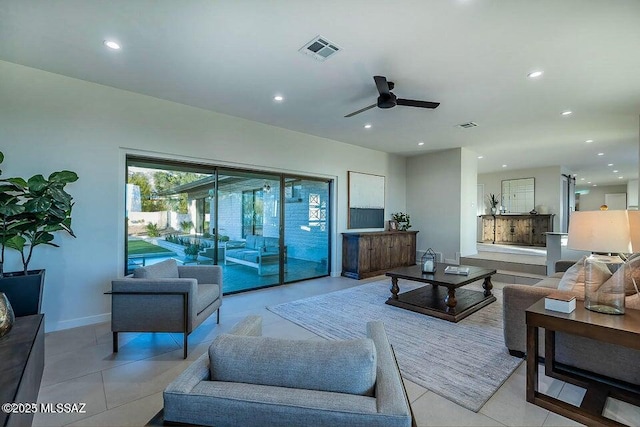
[127,240,173,255]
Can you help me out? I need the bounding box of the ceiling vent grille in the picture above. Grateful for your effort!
[457,122,478,129]
[299,36,341,62]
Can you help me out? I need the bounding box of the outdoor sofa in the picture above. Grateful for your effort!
[223,234,285,275]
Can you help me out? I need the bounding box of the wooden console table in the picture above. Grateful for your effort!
[480,214,553,246]
[0,314,45,427]
[342,231,418,279]
[526,300,640,426]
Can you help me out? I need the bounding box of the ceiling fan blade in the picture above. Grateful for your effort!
[396,98,440,109]
[373,76,390,96]
[344,103,377,118]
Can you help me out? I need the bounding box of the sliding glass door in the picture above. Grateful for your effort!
[217,169,281,293]
[283,177,331,281]
[125,156,330,294]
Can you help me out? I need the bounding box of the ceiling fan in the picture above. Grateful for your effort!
[344,75,440,118]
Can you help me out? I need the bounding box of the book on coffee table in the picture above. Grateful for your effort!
[444,266,470,276]
[544,292,576,313]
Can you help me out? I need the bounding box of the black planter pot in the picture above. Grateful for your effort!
[0,269,45,317]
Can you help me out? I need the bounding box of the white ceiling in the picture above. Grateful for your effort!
[1,0,639,189]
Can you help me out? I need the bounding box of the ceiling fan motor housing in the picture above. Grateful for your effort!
[378,93,397,109]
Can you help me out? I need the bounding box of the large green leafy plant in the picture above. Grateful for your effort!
[0,151,78,276]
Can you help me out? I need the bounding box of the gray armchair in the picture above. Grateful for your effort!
[110,259,222,359]
[163,316,414,427]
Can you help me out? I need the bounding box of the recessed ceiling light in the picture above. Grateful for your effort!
[585,139,593,143]
[580,178,585,181]
[364,124,372,129]
[103,40,121,50]
[619,176,624,179]
[593,184,597,187]
[477,155,484,159]
[273,95,284,102]
[561,111,572,116]
[597,152,604,156]
[613,170,619,173]
[502,164,507,168]
[527,70,543,78]
[417,141,425,146]
[587,181,592,184]
[608,163,614,166]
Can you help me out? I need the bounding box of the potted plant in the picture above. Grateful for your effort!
[0,150,78,316]
[391,212,412,231]
[487,193,500,214]
[183,244,200,261]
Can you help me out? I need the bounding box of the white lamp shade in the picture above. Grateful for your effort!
[567,210,632,253]
[627,210,640,252]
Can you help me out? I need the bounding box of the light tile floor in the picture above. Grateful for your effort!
[33,276,638,427]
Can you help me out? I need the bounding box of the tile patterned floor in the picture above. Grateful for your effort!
[33,276,639,426]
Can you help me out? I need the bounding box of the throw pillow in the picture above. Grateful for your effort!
[583,259,613,294]
[625,293,640,311]
[557,257,587,292]
[133,259,179,279]
[600,255,640,296]
[209,334,377,396]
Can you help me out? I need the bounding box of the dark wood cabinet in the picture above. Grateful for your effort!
[0,315,44,427]
[342,231,418,279]
[480,214,553,246]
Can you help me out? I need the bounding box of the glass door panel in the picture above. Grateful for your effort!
[125,158,215,275]
[283,177,330,282]
[217,169,281,293]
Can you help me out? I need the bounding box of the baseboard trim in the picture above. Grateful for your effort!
[47,313,111,333]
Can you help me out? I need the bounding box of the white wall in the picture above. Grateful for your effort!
[460,148,478,256]
[407,148,477,263]
[0,60,406,331]
[478,166,562,231]
[576,184,627,211]
[627,179,638,208]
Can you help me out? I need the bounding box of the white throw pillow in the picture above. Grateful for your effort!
[557,257,586,292]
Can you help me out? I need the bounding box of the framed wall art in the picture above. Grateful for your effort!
[348,171,385,229]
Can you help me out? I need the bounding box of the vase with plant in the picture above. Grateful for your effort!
[0,150,78,316]
[487,193,500,214]
[391,212,412,231]
[183,244,200,261]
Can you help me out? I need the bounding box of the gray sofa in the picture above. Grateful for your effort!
[110,259,222,359]
[224,234,284,275]
[163,316,414,427]
[503,259,640,385]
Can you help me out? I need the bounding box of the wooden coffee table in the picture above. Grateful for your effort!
[385,264,496,322]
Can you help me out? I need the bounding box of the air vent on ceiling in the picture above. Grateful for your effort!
[457,121,478,129]
[299,36,341,62]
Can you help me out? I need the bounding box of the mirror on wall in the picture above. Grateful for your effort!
[501,178,535,213]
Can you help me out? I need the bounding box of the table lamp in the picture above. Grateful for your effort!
[567,210,632,314]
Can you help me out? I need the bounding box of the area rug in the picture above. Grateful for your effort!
[267,280,522,412]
